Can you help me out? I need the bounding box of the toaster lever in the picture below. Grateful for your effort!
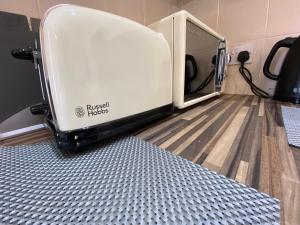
[11,47,41,68]
[11,47,34,61]
[30,102,49,115]
[11,45,46,100]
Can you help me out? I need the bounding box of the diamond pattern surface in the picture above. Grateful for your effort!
[282,106,300,148]
[0,136,280,224]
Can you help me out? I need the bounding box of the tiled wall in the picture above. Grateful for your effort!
[180,0,300,95]
[0,0,177,26]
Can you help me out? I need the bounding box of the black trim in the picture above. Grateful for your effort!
[273,95,300,104]
[49,104,174,150]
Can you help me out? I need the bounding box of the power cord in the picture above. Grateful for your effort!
[189,55,217,94]
[190,70,215,94]
[237,51,270,98]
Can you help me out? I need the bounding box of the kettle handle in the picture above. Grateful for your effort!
[263,37,297,80]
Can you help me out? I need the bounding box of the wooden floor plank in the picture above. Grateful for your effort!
[148,120,186,143]
[222,96,257,178]
[291,147,300,176]
[181,99,222,120]
[159,115,209,149]
[222,99,259,179]
[269,136,282,200]
[281,176,300,225]
[182,105,240,162]
[276,127,299,181]
[251,96,259,106]
[170,100,237,155]
[259,135,272,195]
[245,117,263,187]
[192,96,250,164]
[154,98,234,149]
[135,114,182,140]
[1,129,52,146]
[245,95,254,106]
[202,106,249,172]
[235,160,249,184]
[136,95,230,140]
[175,96,244,160]
[274,101,284,127]
[265,101,277,136]
[258,98,265,117]
[222,106,254,178]
[241,101,260,160]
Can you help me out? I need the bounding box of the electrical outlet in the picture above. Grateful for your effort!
[229,43,254,65]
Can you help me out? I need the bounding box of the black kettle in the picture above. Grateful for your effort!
[263,36,300,103]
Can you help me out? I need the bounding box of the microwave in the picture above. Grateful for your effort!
[150,10,228,109]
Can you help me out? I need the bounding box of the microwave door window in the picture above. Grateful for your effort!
[184,20,219,102]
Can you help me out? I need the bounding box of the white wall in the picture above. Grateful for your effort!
[0,0,178,25]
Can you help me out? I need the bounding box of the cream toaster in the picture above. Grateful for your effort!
[36,5,173,149]
[12,6,228,150]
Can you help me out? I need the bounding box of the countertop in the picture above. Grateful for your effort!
[1,94,300,225]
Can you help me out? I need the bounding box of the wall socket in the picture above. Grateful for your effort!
[229,43,254,65]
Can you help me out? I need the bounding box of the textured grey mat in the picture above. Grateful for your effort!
[282,106,300,148]
[0,136,279,225]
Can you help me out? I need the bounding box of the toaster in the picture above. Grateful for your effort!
[11,6,228,150]
[149,11,228,109]
[33,5,173,149]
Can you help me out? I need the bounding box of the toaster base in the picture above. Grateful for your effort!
[49,104,174,150]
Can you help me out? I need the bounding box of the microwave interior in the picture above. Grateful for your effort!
[184,20,225,102]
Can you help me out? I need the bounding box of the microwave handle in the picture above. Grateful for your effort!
[215,48,226,90]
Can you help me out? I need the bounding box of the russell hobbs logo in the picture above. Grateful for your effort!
[75,106,85,118]
[75,102,110,118]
